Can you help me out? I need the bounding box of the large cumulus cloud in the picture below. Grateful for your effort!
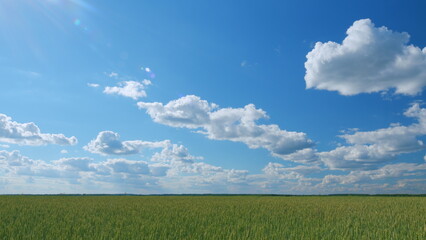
[305,18,426,95]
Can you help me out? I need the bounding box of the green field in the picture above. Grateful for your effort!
[0,195,425,239]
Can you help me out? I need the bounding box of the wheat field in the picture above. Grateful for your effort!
[0,195,425,239]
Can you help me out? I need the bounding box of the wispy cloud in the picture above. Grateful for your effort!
[108,72,118,78]
[87,83,100,88]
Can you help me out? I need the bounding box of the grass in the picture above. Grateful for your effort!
[0,195,425,239]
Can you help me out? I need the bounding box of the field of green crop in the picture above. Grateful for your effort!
[0,195,425,239]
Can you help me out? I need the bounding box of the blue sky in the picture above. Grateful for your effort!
[1,0,426,194]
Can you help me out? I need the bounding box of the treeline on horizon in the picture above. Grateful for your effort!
[1,193,425,197]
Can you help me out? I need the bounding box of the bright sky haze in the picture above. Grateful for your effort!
[1,0,426,194]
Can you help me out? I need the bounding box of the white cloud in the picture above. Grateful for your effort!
[0,144,9,148]
[0,150,33,167]
[82,131,213,178]
[84,131,169,155]
[305,18,426,95]
[138,95,217,129]
[251,103,426,171]
[0,150,146,181]
[262,162,322,180]
[322,162,426,185]
[142,79,152,86]
[0,114,77,146]
[320,145,394,170]
[161,160,249,191]
[60,150,68,154]
[278,148,319,164]
[103,81,148,100]
[0,141,251,193]
[54,157,94,171]
[1,147,426,194]
[151,143,203,163]
[83,131,215,179]
[319,103,426,170]
[15,69,41,78]
[87,83,100,88]
[108,72,118,78]
[0,150,66,179]
[0,149,316,193]
[138,95,313,157]
[93,158,151,175]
